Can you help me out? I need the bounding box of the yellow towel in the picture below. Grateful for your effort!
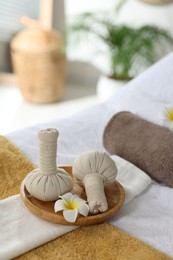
[0,136,172,260]
[0,136,34,200]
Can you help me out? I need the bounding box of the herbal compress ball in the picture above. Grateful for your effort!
[73,151,117,214]
[24,128,73,201]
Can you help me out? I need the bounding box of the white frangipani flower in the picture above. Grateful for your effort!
[54,192,89,223]
[161,105,173,130]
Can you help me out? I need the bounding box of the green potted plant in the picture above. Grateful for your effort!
[67,11,173,100]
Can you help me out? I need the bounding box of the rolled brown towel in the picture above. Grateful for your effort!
[103,111,173,187]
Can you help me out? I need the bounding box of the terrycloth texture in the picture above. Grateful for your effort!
[0,195,76,260]
[103,111,173,187]
[111,155,151,205]
[16,224,172,260]
[0,136,77,260]
[0,136,34,200]
[4,53,173,257]
[0,136,152,260]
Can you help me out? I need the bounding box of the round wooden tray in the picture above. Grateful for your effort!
[20,166,125,226]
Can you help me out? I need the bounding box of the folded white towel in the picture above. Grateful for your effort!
[111,155,151,205]
[0,195,77,260]
[0,157,151,260]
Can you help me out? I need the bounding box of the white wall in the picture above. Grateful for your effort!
[116,0,173,33]
[65,0,173,85]
[65,0,116,15]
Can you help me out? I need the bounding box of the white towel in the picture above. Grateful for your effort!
[3,53,173,258]
[0,195,76,260]
[0,156,151,260]
[111,155,151,205]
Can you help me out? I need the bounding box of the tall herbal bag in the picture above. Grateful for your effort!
[10,28,65,103]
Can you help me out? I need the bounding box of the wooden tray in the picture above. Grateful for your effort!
[20,166,125,226]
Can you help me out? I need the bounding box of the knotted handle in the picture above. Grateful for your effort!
[38,128,59,175]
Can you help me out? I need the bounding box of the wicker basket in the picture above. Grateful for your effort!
[10,28,65,104]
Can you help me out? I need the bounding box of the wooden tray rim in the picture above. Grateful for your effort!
[20,166,125,226]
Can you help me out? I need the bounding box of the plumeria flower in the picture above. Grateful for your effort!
[54,192,89,223]
[161,105,173,130]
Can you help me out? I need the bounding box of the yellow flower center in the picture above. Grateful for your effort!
[64,200,78,210]
[167,109,173,121]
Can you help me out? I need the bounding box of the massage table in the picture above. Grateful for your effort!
[1,52,173,259]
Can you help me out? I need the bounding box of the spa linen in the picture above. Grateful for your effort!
[1,53,173,258]
[0,155,150,260]
[103,111,173,187]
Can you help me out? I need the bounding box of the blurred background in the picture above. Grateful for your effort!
[0,0,173,133]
